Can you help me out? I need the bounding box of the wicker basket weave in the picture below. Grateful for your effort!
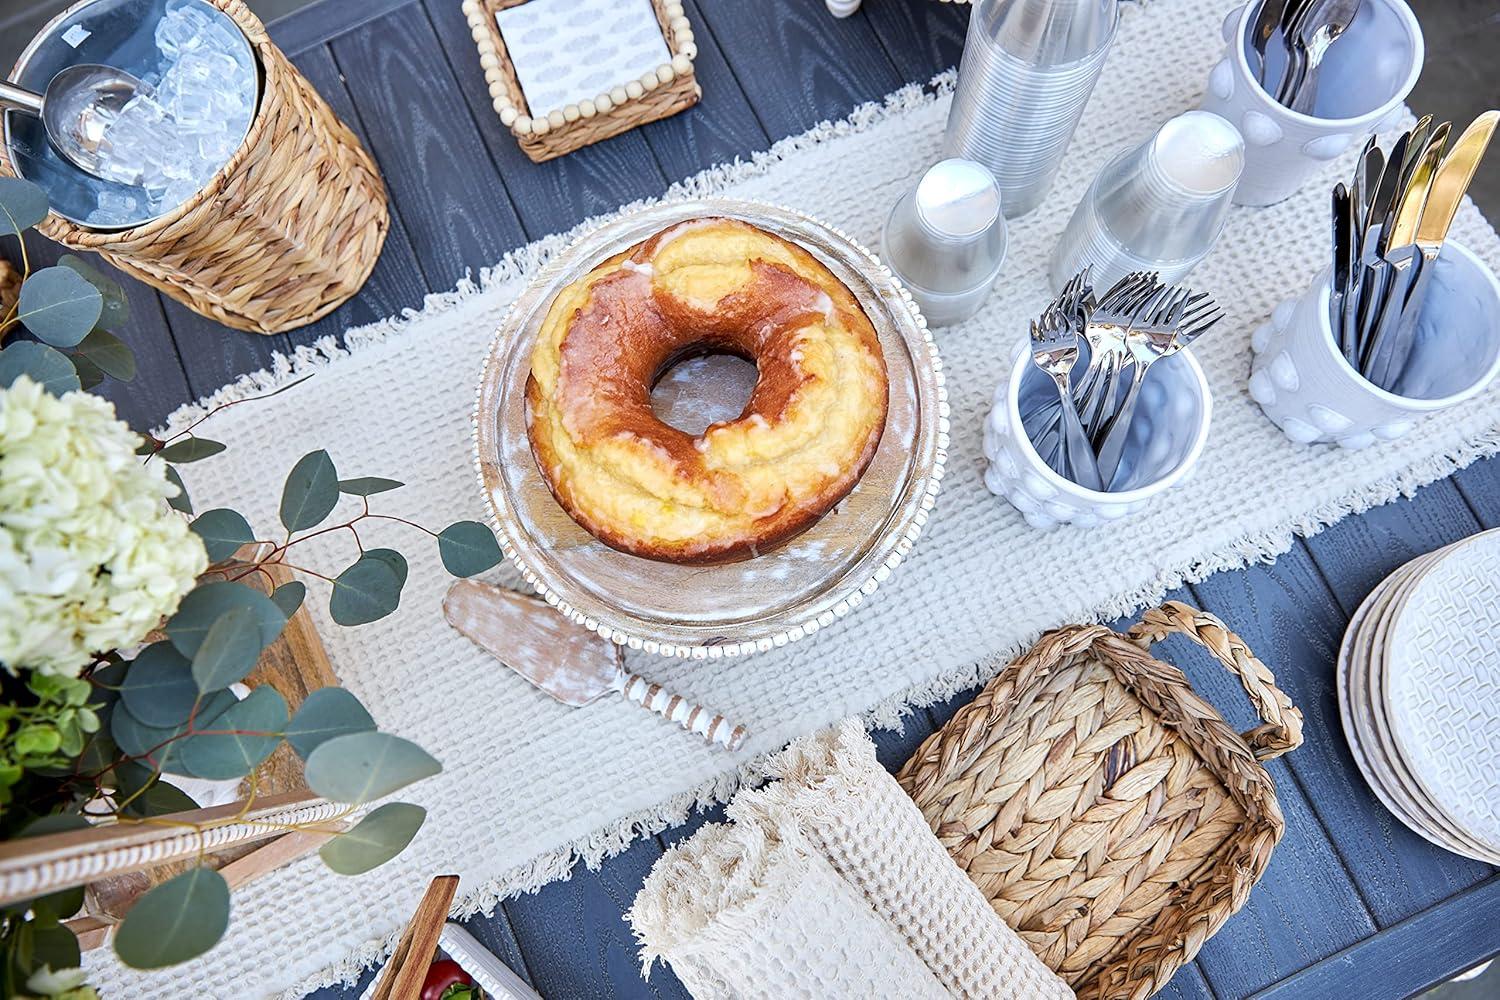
[0,0,388,335]
[898,602,1305,1000]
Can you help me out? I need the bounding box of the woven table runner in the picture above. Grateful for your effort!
[84,0,1500,995]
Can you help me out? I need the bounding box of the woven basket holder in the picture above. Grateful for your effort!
[464,0,700,162]
[898,601,1306,1000]
[0,0,389,334]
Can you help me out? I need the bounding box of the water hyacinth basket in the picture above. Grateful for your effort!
[0,0,389,335]
[898,602,1305,1000]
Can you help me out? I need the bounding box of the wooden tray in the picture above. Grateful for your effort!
[897,603,1305,1000]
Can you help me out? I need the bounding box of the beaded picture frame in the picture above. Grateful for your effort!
[461,0,700,162]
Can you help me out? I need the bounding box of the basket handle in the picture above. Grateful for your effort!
[1127,601,1305,761]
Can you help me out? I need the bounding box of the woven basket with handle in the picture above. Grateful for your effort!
[897,602,1305,1000]
[0,0,388,334]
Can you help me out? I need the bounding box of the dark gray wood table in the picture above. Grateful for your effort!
[43,0,1497,995]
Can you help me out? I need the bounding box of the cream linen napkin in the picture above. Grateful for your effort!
[628,720,1075,999]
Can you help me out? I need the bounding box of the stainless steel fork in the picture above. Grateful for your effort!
[1028,306,1104,491]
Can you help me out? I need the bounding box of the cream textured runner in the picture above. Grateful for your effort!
[627,721,1074,999]
[83,0,1500,995]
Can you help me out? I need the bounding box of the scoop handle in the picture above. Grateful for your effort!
[619,673,748,751]
[0,82,43,114]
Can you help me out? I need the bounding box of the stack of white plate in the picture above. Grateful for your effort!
[1337,527,1500,864]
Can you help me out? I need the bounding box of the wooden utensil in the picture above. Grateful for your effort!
[444,580,748,751]
[371,875,459,1000]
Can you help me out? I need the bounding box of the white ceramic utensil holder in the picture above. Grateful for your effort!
[1199,0,1422,207]
[983,340,1213,529]
[1249,240,1500,449]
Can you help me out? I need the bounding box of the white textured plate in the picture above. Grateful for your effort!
[473,199,946,658]
[1336,544,1500,863]
[1383,529,1500,853]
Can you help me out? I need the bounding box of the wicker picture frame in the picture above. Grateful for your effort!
[461,0,701,162]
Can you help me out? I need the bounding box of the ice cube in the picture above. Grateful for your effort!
[155,5,215,58]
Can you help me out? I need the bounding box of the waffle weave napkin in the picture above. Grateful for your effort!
[628,721,1075,999]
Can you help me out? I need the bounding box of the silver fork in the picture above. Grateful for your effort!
[1093,287,1223,486]
[1030,271,1161,465]
[1028,306,1103,491]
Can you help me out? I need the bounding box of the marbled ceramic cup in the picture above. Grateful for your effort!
[984,340,1213,529]
[1248,240,1500,449]
[1199,0,1423,207]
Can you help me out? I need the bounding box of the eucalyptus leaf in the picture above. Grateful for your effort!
[71,327,135,380]
[319,802,426,876]
[113,760,199,818]
[176,687,287,780]
[303,731,441,804]
[0,176,48,236]
[0,342,80,396]
[280,449,339,532]
[19,813,90,838]
[270,580,306,619]
[119,642,198,727]
[113,867,230,969]
[190,606,264,692]
[157,436,225,463]
[437,521,503,577]
[363,547,408,590]
[166,581,285,658]
[337,476,403,496]
[60,254,129,327]
[328,554,402,627]
[24,917,83,978]
[284,687,375,759]
[189,508,256,562]
[17,266,103,347]
[164,464,193,514]
[70,352,104,390]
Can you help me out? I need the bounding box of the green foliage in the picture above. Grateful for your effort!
[156,436,225,463]
[304,731,441,804]
[69,328,134,382]
[269,581,306,619]
[280,450,339,532]
[112,761,198,818]
[59,255,129,328]
[284,688,375,759]
[163,464,192,514]
[16,267,103,348]
[0,343,80,396]
[189,508,256,563]
[437,521,503,577]
[175,687,287,780]
[0,675,100,808]
[329,552,404,626]
[166,581,285,658]
[337,476,403,496]
[189,607,263,693]
[0,177,48,238]
[319,802,426,876]
[113,868,230,969]
[118,643,198,727]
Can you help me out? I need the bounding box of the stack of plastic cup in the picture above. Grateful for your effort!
[1050,110,1244,293]
[881,158,1008,328]
[943,0,1118,219]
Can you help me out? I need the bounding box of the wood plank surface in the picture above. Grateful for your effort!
[329,4,526,286]
[861,0,971,82]
[692,0,906,140]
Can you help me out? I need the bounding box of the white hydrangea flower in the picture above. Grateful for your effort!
[0,376,208,676]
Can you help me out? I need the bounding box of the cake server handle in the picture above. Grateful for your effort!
[618,671,748,751]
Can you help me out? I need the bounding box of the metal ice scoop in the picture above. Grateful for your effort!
[0,64,153,182]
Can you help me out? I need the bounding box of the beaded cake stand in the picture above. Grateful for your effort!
[473,198,946,659]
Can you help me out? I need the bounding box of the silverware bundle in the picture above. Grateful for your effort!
[1249,0,1361,113]
[1331,111,1498,392]
[1024,268,1222,491]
